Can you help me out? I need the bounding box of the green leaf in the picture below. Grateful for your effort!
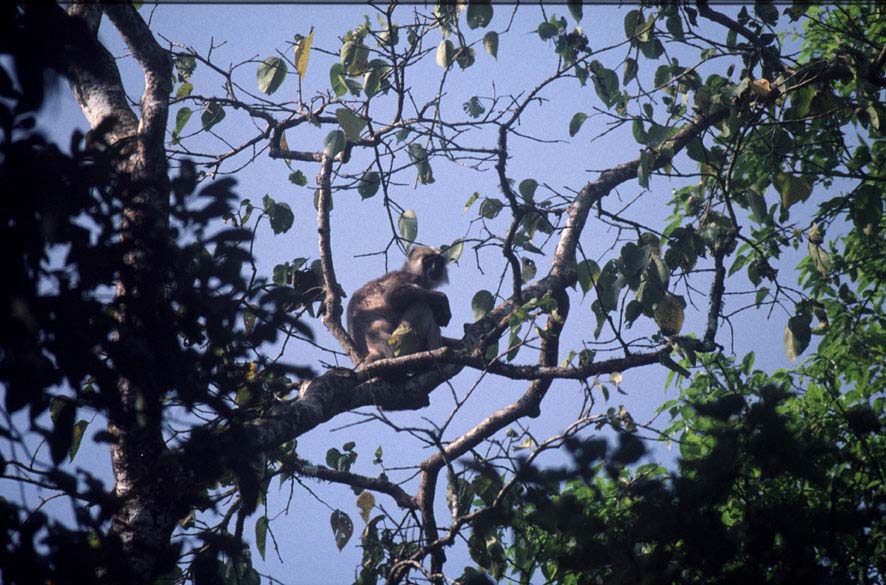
[623,58,638,85]
[472,290,495,321]
[537,22,558,41]
[173,107,192,138]
[363,60,389,98]
[69,420,88,461]
[255,516,269,560]
[294,30,313,79]
[483,32,499,58]
[466,2,493,29]
[330,510,353,551]
[358,171,380,199]
[638,150,653,189]
[463,96,486,119]
[49,397,75,465]
[808,242,830,278]
[398,209,418,244]
[288,170,308,187]
[479,197,503,219]
[623,10,644,38]
[775,173,812,210]
[568,0,583,22]
[444,239,464,262]
[266,198,294,235]
[569,112,588,137]
[518,179,538,202]
[175,81,193,98]
[257,56,287,95]
[329,63,348,97]
[521,257,537,283]
[464,191,480,212]
[407,143,434,184]
[324,130,346,159]
[784,314,811,362]
[436,40,454,68]
[576,259,600,295]
[335,108,368,142]
[201,100,225,132]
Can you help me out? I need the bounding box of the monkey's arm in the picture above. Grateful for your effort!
[384,285,451,326]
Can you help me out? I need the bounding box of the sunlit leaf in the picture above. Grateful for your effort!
[294,30,314,79]
[335,108,368,142]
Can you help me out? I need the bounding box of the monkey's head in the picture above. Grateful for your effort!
[404,246,449,289]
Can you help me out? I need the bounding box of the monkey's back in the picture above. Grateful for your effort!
[346,270,424,353]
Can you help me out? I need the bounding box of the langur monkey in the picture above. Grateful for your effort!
[347,246,453,364]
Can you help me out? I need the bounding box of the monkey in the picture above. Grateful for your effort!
[347,246,453,365]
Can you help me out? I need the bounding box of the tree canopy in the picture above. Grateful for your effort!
[1,2,884,585]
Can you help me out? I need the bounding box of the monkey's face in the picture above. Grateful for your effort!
[406,246,449,288]
[423,253,448,287]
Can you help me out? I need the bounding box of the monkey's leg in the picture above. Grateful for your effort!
[400,302,443,351]
[363,323,395,363]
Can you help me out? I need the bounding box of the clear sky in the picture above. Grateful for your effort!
[20,4,816,583]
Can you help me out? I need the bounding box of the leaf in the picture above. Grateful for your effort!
[255,516,269,560]
[407,143,433,184]
[518,179,538,202]
[329,63,348,97]
[358,171,380,199]
[653,294,684,336]
[257,56,287,95]
[808,242,830,278]
[175,81,193,98]
[201,100,225,131]
[356,491,375,523]
[784,314,811,362]
[537,22,558,41]
[569,112,588,137]
[294,30,314,79]
[69,420,88,461]
[472,290,495,321]
[463,96,485,119]
[330,510,353,551]
[466,2,493,29]
[576,259,600,295]
[173,107,192,138]
[464,191,480,212]
[289,170,308,187]
[623,58,638,85]
[436,40,454,68]
[398,209,418,244]
[568,0,583,22]
[521,257,537,284]
[324,130,346,159]
[363,60,389,98]
[267,201,294,235]
[335,108,368,142]
[623,10,644,38]
[775,173,812,210]
[479,197,503,219]
[49,397,75,465]
[483,32,499,58]
[444,239,464,262]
